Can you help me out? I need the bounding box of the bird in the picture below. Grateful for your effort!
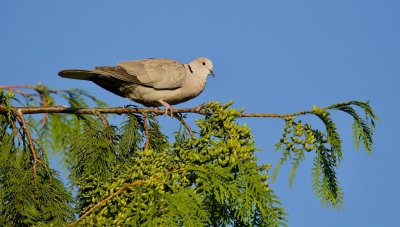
[58,57,215,115]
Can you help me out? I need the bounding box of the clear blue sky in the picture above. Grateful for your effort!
[1,1,399,226]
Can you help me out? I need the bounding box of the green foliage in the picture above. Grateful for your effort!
[72,102,287,226]
[0,86,108,225]
[67,116,117,182]
[118,114,144,158]
[326,101,378,154]
[38,85,107,155]
[0,86,378,226]
[0,90,74,226]
[0,88,18,122]
[273,101,378,208]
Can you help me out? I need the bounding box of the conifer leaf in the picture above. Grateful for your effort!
[289,149,305,188]
[330,101,377,154]
[312,107,342,162]
[0,85,378,225]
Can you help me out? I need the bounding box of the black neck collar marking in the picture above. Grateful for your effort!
[188,64,194,74]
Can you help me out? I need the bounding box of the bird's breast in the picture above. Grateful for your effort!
[119,76,207,106]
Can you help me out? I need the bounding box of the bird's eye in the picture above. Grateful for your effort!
[202,62,206,66]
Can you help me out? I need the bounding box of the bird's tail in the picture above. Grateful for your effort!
[58,70,98,80]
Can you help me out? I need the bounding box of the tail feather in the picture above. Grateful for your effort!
[58,70,98,80]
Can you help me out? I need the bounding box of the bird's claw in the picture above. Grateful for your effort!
[159,100,175,117]
[164,107,175,117]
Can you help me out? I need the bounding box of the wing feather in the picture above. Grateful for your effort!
[117,58,186,89]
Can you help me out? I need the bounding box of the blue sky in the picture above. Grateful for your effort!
[1,1,399,226]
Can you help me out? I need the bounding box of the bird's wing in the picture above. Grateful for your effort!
[117,58,186,89]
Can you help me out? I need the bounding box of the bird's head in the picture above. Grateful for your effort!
[189,57,215,78]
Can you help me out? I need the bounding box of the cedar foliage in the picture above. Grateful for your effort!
[0,85,378,226]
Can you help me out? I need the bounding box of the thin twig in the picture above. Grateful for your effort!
[1,85,315,118]
[0,84,67,94]
[1,85,56,108]
[8,116,23,142]
[94,110,108,127]
[0,105,313,119]
[95,110,115,147]
[10,90,41,102]
[67,180,147,227]
[0,85,41,90]
[40,113,49,127]
[13,109,39,179]
[32,139,50,175]
[174,113,195,139]
[142,112,149,150]
[239,111,313,118]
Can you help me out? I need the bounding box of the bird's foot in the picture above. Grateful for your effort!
[158,100,175,117]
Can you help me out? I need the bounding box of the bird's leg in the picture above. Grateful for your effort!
[158,100,174,117]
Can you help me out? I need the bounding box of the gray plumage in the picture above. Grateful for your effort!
[58,57,214,113]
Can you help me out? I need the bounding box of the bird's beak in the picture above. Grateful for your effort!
[209,70,215,77]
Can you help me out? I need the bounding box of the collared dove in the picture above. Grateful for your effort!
[58,57,214,114]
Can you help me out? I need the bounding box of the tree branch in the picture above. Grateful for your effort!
[0,84,67,93]
[0,105,313,119]
[94,110,108,127]
[142,112,149,150]
[67,180,147,227]
[174,113,195,139]
[13,109,39,180]
[0,84,314,118]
